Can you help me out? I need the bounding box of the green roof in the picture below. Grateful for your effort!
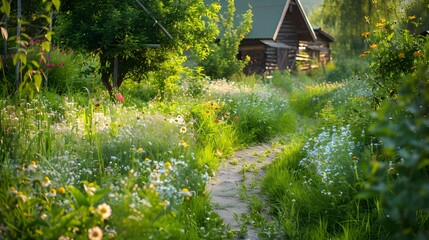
[228,0,316,40]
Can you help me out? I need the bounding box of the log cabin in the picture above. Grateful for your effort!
[234,0,316,74]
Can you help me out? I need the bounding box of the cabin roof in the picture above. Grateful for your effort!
[214,0,316,41]
[313,27,335,42]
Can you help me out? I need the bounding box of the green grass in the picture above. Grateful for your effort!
[1,68,422,239]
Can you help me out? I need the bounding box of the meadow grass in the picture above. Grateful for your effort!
[260,75,385,239]
[1,67,419,239]
[0,75,293,239]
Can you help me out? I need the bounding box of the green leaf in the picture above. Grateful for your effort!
[387,32,395,41]
[52,0,60,11]
[19,53,27,66]
[66,186,90,207]
[1,0,11,16]
[34,73,42,92]
[41,41,50,52]
[13,53,19,65]
[31,60,40,69]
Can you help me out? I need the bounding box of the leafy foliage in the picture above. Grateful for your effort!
[361,14,425,107]
[56,0,220,97]
[367,38,429,240]
[1,0,59,97]
[199,0,252,80]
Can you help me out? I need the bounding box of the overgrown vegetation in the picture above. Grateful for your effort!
[1,0,428,239]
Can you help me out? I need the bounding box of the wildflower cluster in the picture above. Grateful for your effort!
[1,158,115,239]
[299,126,356,200]
[361,15,425,107]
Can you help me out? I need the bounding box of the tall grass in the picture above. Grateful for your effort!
[261,77,384,239]
[1,74,297,239]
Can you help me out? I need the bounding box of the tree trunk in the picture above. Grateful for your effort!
[99,55,113,98]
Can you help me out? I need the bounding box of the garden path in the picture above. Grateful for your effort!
[206,139,281,239]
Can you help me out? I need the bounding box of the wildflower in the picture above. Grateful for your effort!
[84,183,97,196]
[361,31,370,37]
[58,186,66,195]
[376,23,384,28]
[59,62,65,67]
[165,161,172,168]
[180,126,187,133]
[408,15,416,20]
[61,50,65,55]
[380,18,386,23]
[17,191,27,202]
[88,226,103,240]
[41,213,48,220]
[359,53,366,58]
[205,110,210,114]
[58,236,70,240]
[182,188,192,200]
[399,52,405,59]
[137,147,144,153]
[42,176,51,187]
[48,188,57,197]
[8,186,18,194]
[179,139,188,148]
[370,44,377,49]
[145,157,150,161]
[413,50,421,58]
[26,160,37,171]
[233,117,239,121]
[215,119,219,123]
[97,203,112,220]
[352,156,358,161]
[54,45,59,50]
[116,93,125,103]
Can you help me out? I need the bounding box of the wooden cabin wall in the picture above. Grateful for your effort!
[276,4,300,69]
[239,41,266,74]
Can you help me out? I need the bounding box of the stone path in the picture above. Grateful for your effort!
[206,139,281,239]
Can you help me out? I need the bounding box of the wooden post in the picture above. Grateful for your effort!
[15,0,21,90]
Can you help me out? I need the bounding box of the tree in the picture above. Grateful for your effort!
[198,0,252,80]
[55,0,219,98]
[321,0,402,55]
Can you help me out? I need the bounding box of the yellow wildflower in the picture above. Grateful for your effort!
[48,188,57,197]
[17,191,27,202]
[361,31,370,37]
[408,15,416,20]
[413,51,421,58]
[58,186,66,195]
[376,23,384,28]
[370,44,377,49]
[42,176,51,187]
[399,53,405,59]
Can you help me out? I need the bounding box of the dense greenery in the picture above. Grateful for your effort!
[56,0,220,98]
[1,0,428,239]
[198,0,252,80]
